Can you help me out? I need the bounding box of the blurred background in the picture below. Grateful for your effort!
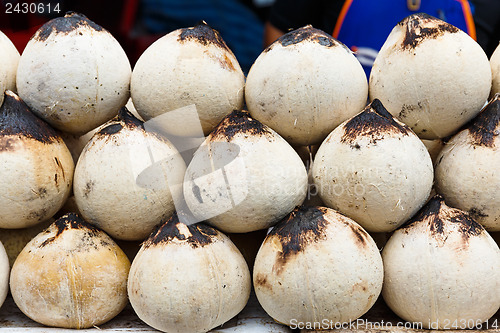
[0,0,498,74]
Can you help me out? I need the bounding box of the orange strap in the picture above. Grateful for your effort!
[456,0,476,40]
[333,0,354,39]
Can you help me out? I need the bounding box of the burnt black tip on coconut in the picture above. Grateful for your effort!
[33,12,104,42]
[269,206,328,274]
[401,195,484,240]
[0,91,59,150]
[178,21,230,51]
[466,94,500,148]
[399,13,459,50]
[340,99,410,145]
[144,212,218,249]
[39,213,102,248]
[210,109,272,141]
[97,107,143,136]
[264,25,341,52]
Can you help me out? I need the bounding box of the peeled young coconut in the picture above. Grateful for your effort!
[245,25,368,146]
[0,241,8,309]
[492,43,500,97]
[253,206,383,327]
[0,31,20,106]
[369,13,491,139]
[183,109,308,233]
[312,99,433,232]
[131,21,244,135]
[382,196,500,329]
[128,213,251,333]
[73,107,186,240]
[16,12,131,134]
[10,213,131,329]
[0,91,74,229]
[435,94,500,231]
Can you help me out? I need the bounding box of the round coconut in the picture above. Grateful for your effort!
[9,213,131,329]
[128,213,251,333]
[492,43,500,97]
[382,196,500,329]
[312,99,433,232]
[0,31,19,106]
[253,206,383,327]
[16,12,131,134]
[131,21,244,135]
[73,107,186,241]
[0,241,9,309]
[183,110,308,233]
[245,25,368,146]
[369,13,491,139]
[0,91,74,229]
[435,94,500,231]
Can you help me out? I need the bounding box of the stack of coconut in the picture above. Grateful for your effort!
[0,11,499,333]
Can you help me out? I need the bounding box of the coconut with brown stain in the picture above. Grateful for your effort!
[245,25,368,146]
[183,109,308,233]
[253,206,383,327]
[131,21,244,135]
[435,94,500,231]
[128,212,251,333]
[16,12,131,134]
[0,241,8,309]
[382,195,500,329]
[73,107,186,240]
[0,31,19,106]
[312,99,433,232]
[0,91,73,229]
[369,13,491,139]
[9,213,130,328]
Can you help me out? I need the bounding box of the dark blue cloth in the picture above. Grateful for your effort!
[140,0,264,73]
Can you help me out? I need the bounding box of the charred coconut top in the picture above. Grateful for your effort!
[33,12,104,42]
[268,206,371,274]
[341,99,410,145]
[268,206,329,263]
[0,90,59,147]
[96,107,143,136]
[466,94,500,147]
[266,25,340,51]
[210,109,272,141]
[144,213,218,249]
[401,195,484,242]
[398,13,459,50]
[178,21,230,52]
[38,213,108,248]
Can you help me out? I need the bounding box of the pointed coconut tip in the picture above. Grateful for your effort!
[209,109,273,142]
[0,90,59,146]
[96,106,143,136]
[143,212,219,249]
[33,11,104,42]
[267,206,371,275]
[466,95,500,147]
[397,13,460,50]
[38,213,102,248]
[266,25,341,51]
[340,99,410,145]
[400,194,485,241]
[177,21,229,51]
